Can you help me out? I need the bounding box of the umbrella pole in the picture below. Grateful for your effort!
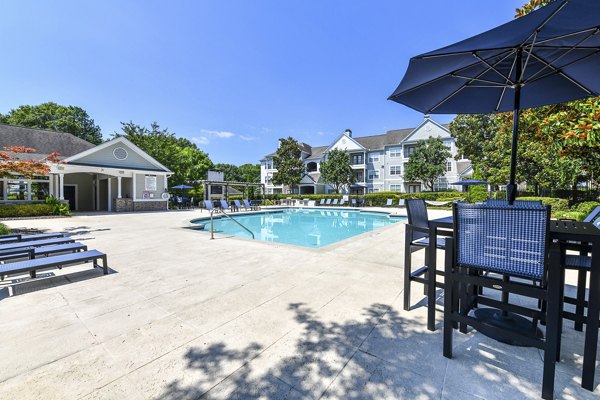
[506,49,522,205]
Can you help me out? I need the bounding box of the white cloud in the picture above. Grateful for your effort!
[316,131,329,136]
[201,129,235,139]
[192,136,210,145]
[239,135,257,141]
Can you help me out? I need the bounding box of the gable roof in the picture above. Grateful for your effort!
[261,120,453,160]
[0,123,95,157]
[64,136,172,173]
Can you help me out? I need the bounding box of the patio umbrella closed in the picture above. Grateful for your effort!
[388,0,600,203]
[171,184,194,190]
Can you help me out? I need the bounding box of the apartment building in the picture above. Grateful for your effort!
[260,117,472,195]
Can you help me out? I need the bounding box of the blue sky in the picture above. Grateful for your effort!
[0,0,525,164]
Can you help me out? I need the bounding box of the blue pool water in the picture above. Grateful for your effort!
[192,208,403,248]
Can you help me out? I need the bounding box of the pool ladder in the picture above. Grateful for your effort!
[210,209,255,240]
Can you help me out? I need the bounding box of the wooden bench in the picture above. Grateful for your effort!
[0,250,108,280]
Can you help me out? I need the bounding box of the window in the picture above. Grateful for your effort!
[390,165,402,176]
[265,161,273,170]
[408,184,421,193]
[368,188,380,193]
[368,170,379,180]
[446,161,452,172]
[351,154,364,165]
[354,171,364,182]
[389,147,401,157]
[390,184,402,192]
[368,152,380,163]
[265,176,273,185]
[306,161,318,172]
[404,146,416,158]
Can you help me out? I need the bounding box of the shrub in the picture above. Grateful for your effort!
[516,196,570,212]
[0,222,10,234]
[467,185,489,203]
[553,211,588,221]
[0,204,54,218]
[45,196,70,216]
[574,201,600,216]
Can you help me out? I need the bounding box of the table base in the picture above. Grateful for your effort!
[473,308,543,347]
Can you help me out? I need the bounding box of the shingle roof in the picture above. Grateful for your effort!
[353,128,414,150]
[261,122,452,160]
[0,123,95,158]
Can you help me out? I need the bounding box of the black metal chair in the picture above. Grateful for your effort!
[443,202,561,400]
[403,199,450,331]
[560,209,600,331]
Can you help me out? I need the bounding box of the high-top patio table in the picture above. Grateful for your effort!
[426,216,600,391]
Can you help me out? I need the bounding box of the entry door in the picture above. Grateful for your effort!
[63,186,76,210]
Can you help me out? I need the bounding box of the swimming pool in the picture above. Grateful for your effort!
[191,208,403,248]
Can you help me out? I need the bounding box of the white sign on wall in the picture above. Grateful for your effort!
[145,175,157,191]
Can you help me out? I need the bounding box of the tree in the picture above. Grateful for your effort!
[319,149,356,193]
[271,137,305,193]
[403,137,452,191]
[213,163,242,181]
[114,121,213,185]
[0,146,62,178]
[0,102,103,144]
[238,164,261,183]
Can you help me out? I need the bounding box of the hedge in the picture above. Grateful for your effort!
[516,197,570,212]
[574,201,600,215]
[0,222,10,234]
[0,204,55,218]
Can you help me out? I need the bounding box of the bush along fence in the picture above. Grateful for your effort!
[229,191,599,220]
[0,196,70,218]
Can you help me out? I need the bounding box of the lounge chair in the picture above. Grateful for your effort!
[204,200,218,213]
[233,199,245,211]
[220,199,232,212]
[358,199,365,207]
[319,199,326,206]
[0,250,108,281]
[399,199,405,207]
[0,237,75,252]
[325,199,332,206]
[302,198,310,206]
[385,199,393,207]
[0,242,88,263]
[0,232,65,244]
[339,198,346,206]
[332,198,339,206]
[351,199,357,207]
[243,199,258,211]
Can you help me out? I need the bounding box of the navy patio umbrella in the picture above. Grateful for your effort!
[171,184,194,190]
[449,179,488,186]
[388,0,600,203]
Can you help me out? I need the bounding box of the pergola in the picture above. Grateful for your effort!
[196,180,265,201]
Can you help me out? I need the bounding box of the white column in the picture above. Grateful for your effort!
[117,176,122,199]
[132,173,136,200]
[49,174,54,197]
[107,178,112,212]
[59,174,64,200]
[163,175,168,191]
[27,181,32,201]
[95,176,100,211]
[2,178,6,201]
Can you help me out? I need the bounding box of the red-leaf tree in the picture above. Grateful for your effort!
[0,146,62,178]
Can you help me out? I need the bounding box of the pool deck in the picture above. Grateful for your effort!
[0,207,598,399]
